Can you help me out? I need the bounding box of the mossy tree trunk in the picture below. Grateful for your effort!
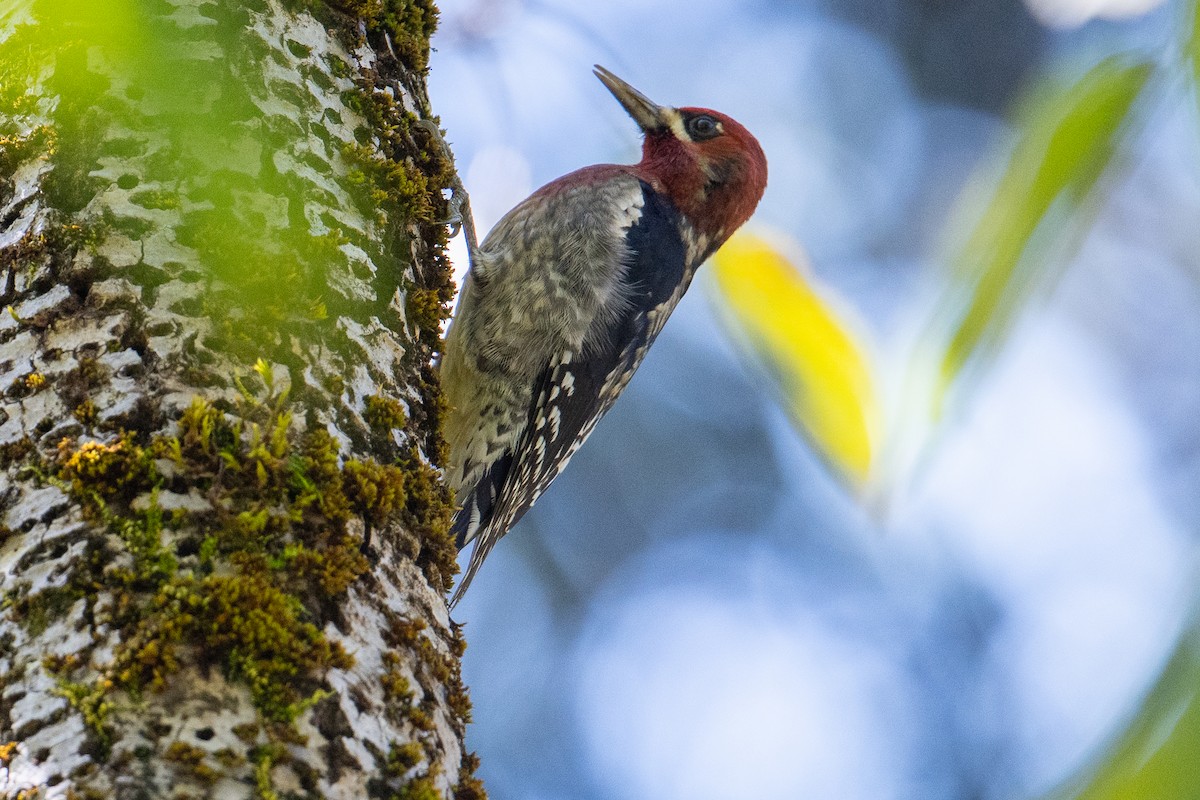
[0,1,482,797]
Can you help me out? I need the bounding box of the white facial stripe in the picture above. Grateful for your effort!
[662,107,688,141]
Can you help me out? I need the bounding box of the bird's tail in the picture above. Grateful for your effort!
[448,533,496,609]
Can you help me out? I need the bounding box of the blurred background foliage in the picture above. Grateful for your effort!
[431,0,1200,798]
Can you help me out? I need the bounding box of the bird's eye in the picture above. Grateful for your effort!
[686,114,721,141]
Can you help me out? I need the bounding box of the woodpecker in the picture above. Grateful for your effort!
[441,66,767,606]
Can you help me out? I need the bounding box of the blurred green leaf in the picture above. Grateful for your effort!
[712,231,881,490]
[1049,20,1200,800]
[1046,619,1200,800]
[1189,0,1200,104]
[935,56,1151,416]
[3,0,358,318]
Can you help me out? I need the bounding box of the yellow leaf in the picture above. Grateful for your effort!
[712,231,880,489]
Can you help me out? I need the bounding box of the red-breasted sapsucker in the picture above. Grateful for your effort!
[441,66,767,606]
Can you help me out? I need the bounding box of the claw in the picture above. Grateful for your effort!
[442,188,464,237]
[416,119,481,265]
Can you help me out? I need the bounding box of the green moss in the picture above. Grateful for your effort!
[128,189,181,210]
[388,740,423,772]
[337,71,453,250]
[58,398,367,727]
[48,217,106,255]
[454,753,488,800]
[394,775,441,800]
[250,743,287,800]
[369,609,477,795]
[343,138,436,226]
[73,399,99,427]
[411,360,451,469]
[343,458,406,532]
[384,613,471,733]
[56,435,155,505]
[52,679,114,754]
[379,742,447,800]
[52,358,107,425]
[164,741,219,782]
[322,372,346,398]
[71,355,105,385]
[13,584,84,637]
[232,722,261,745]
[374,610,472,789]
[0,437,34,469]
[40,382,458,793]
[397,449,456,594]
[290,0,439,72]
[23,372,47,393]
[444,627,473,729]
[380,653,413,707]
[357,0,438,72]
[32,415,54,438]
[116,571,351,723]
[0,125,56,175]
[202,567,350,720]
[364,394,407,434]
[0,231,51,303]
[406,287,450,333]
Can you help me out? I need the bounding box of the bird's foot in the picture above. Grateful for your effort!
[415,118,481,264]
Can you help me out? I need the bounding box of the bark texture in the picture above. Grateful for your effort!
[0,1,477,797]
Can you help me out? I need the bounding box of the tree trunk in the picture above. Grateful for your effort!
[0,1,481,797]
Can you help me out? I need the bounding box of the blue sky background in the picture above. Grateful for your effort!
[427,1,1200,798]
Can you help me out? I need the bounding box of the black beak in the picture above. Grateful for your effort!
[594,65,669,132]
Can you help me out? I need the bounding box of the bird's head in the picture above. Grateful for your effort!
[595,65,767,247]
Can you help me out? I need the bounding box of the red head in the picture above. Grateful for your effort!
[594,65,767,246]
